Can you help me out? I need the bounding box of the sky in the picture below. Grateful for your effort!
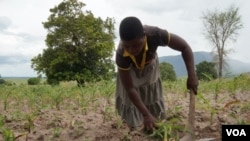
[0,0,249,77]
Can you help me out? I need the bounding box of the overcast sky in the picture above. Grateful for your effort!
[0,0,249,77]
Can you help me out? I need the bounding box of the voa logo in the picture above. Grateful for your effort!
[226,129,246,136]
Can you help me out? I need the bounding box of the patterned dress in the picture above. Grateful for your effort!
[115,25,171,127]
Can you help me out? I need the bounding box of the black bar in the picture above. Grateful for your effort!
[222,125,250,141]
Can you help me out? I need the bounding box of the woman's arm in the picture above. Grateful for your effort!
[118,68,156,129]
[167,33,198,94]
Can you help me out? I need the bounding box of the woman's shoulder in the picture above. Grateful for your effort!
[144,25,169,46]
[143,25,167,34]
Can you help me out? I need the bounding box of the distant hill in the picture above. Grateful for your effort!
[159,51,250,77]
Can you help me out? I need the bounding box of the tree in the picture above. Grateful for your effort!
[196,61,217,81]
[159,62,177,81]
[202,5,243,78]
[31,0,115,85]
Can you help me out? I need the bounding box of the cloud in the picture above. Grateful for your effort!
[0,16,11,31]
[0,55,29,64]
[0,32,45,57]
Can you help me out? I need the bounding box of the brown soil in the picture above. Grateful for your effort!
[0,90,249,141]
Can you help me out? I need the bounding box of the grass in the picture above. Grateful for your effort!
[0,74,250,140]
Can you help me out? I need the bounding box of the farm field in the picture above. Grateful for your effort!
[0,74,250,141]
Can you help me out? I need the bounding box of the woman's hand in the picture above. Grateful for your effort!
[187,74,198,94]
[143,114,157,132]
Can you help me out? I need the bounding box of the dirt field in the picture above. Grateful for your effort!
[0,83,249,141]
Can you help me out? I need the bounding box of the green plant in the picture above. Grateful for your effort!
[236,119,249,125]
[1,127,27,141]
[69,119,85,139]
[23,111,38,133]
[77,86,98,114]
[198,91,242,125]
[241,102,250,113]
[102,107,113,123]
[0,115,6,127]
[166,105,182,120]
[121,134,131,141]
[52,127,62,138]
[1,89,13,111]
[100,80,115,104]
[149,119,183,141]
[197,93,219,125]
[1,127,15,141]
[113,110,124,129]
[49,88,65,110]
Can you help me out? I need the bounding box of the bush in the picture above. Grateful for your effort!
[0,78,6,84]
[27,77,41,85]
